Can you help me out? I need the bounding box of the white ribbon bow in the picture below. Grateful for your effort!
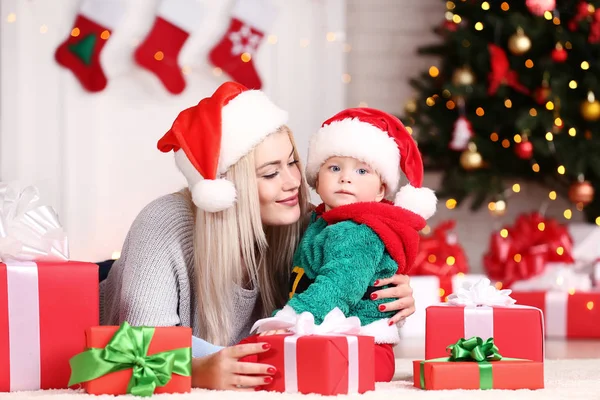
[510,265,592,292]
[252,307,362,336]
[0,183,69,262]
[252,307,362,394]
[447,278,516,306]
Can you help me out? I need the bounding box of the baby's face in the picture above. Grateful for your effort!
[316,156,385,210]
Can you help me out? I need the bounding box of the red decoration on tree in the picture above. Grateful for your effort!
[526,0,556,16]
[568,1,600,43]
[488,44,530,95]
[569,1,591,30]
[551,46,568,62]
[534,86,550,104]
[590,10,600,43]
[515,140,534,159]
[442,19,458,32]
[449,116,474,151]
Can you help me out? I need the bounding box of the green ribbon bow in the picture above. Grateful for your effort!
[447,336,502,363]
[68,322,191,397]
[419,336,505,390]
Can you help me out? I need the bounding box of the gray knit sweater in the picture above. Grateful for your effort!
[100,193,261,346]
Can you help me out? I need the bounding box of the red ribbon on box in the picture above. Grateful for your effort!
[483,213,574,288]
[412,220,469,277]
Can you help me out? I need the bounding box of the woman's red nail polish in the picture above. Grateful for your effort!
[374,280,380,286]
[262,343,271,350]
[264,377,273,384]
[388,320,394,326]
[370,293,378,300]
[267,367,277,374]
[378,304,386,311]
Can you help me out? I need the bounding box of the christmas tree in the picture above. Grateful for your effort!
[405,0,600,224]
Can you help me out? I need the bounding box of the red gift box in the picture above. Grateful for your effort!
[252,333,374,395]
[400,274,486,338]
[0,261,98,392]
[425,305,544,362]
[76,325,192,395]
[511,291,600,338]
[413,359,544,390]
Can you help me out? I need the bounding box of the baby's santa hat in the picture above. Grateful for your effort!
[157,81,288,212]
[306,107,437,219]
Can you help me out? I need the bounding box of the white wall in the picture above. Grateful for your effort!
[1,0,347,261]
[346,0,586,272]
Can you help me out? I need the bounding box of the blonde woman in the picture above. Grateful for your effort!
[101,82,416,390]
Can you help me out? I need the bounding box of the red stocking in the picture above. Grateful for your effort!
[208,0,278,89]
[55,0,124,92]
[134,0,203,94]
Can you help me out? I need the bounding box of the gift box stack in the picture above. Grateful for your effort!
[401,220,485,337]
[0,184,100,392]
[484,212,600,339]
[414,279,545,390]
[0,184,192,396]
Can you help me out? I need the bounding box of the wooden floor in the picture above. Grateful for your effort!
[394,337,600,359]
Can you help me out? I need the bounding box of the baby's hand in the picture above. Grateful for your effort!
[259,329,289,336]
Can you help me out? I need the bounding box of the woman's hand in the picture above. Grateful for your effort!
[191,342,277,391]
[372,274,415,325]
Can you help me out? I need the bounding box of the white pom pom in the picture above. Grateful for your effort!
[191,179,237,212]
[394,184,437,220]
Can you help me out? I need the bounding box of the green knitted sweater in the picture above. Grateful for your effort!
[286,212,398,326]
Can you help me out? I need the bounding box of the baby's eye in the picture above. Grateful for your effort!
[329,165,340,172]
[357,168,368,175]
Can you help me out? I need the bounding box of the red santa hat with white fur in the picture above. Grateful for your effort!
[157,81,288,212]
[306,108,437,219]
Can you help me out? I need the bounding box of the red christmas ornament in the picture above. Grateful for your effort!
[443,19,458,32]
[551,46,568,62]
[526,0,556,16]
[534,86,551,105]
[515,141,534,159]
[568,1,600,43]
[569,1,590,31]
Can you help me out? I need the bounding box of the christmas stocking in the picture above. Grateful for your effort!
[208,0,277,89]
[134,0,203,94]
[55,0,124,92]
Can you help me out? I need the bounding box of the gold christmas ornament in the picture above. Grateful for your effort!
[568,180,595,206]
[405,99,417,114]
[581,91,600,121]
[508,28,532,55]
[460,142,483,170]
[452,66,475,86]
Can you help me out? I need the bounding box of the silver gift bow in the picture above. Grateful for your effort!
[0,183,69,262]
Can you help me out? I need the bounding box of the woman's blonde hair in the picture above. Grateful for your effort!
[181,126,310,346]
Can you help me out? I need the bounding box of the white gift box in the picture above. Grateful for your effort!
[544,223,600,286]
[399,274,486,337]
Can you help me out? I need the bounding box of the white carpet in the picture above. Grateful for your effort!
[2,358,599,400]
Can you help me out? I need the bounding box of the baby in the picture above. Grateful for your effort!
[255,107,437,382]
